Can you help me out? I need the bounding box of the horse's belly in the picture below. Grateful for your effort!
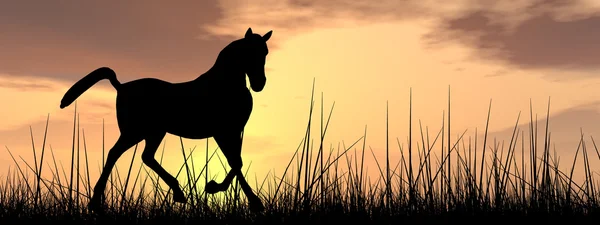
[164,104,252,139]
[167,129,212,139]
[163,110,217,139]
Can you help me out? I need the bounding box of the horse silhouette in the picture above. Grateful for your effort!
[59,27,272,213]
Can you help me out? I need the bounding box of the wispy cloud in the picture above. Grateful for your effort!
[0,74,116,131]
[0,0,230,83]
[423,0,600,78]
[200,0,428,42]
[0,76,56,92]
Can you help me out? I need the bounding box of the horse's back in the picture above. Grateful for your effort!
[120,78,173,93]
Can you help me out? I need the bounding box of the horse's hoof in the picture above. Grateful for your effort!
[248,199,265,213]
[88,197,104,213]
[173,190,187,203]
[205,180,220,194]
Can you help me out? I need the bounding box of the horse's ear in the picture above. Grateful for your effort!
[263,30,273,42]
[245,28,253,38]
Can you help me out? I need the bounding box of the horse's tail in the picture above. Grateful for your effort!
[60,67,121,109]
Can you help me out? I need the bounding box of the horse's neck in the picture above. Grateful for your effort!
[193,65,247,90]
[192,45,247,90]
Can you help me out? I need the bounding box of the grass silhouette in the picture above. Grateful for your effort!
[1,83,599,224]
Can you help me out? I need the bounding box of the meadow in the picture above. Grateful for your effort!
[1,85,599,224]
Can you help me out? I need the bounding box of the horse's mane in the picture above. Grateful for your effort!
[216,39,245,63]
[193,38,246,84]
[215,34,262,65]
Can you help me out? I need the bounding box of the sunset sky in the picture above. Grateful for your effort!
[2,0,600,192]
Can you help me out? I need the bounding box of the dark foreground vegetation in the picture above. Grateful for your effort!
[1,87,599,224]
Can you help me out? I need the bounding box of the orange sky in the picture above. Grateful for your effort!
[2,0,600,193]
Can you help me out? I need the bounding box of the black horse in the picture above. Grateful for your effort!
[59,28,273,212]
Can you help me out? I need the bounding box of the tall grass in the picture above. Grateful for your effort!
[1,84,599,224]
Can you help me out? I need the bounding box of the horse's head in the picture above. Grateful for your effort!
[239,28,272,92]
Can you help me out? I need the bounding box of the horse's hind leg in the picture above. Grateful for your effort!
[208,133,264,212]
[141,132,187,203]
[89,133,142,212]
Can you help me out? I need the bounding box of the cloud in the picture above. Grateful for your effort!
[0,1,231,83]
[0,74,117,131]
[0,76,57,92]
[485,100,600,153]
[200,0,429,42]
[423,0,600,77]
[484,69,510,78]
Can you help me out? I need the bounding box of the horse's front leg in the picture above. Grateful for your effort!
[206,132,264,212]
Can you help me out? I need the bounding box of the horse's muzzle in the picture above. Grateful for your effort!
[250,76,266,92]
